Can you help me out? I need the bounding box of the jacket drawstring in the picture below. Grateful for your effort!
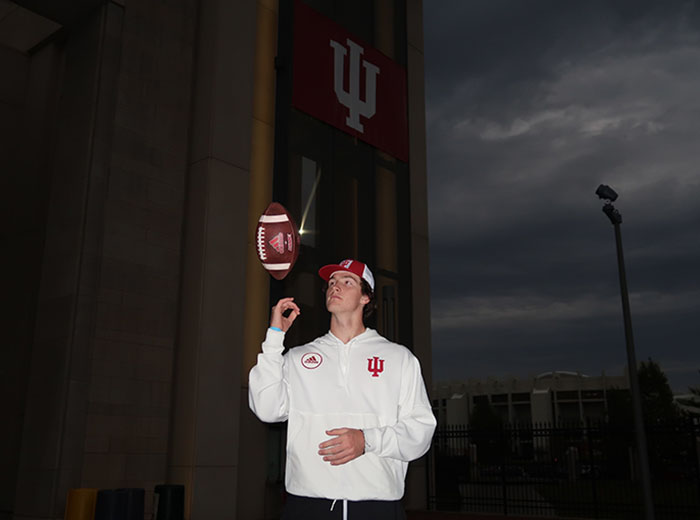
[329,499,348,519]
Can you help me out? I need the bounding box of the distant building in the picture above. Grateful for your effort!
[433,371,630,426]
[674,393,700,416]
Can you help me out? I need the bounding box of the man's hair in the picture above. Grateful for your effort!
[360,279,376,324]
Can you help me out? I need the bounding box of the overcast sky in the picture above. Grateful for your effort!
[424,0,700,392]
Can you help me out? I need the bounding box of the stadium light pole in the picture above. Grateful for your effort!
[595,184,655,520]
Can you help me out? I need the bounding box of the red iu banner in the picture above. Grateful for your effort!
[292,1,409,162]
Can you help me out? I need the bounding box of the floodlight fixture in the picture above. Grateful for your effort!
[595,184,618,202]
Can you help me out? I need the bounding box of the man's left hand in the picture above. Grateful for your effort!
[318,428,365,466]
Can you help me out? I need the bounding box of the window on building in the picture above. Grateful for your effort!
[581,390,604,400]
[512,392,531,403]
[299,157,321,247]
[473,395,489,406]
[556,390,579,401]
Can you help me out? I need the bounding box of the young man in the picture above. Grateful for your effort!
[249,259,436,520]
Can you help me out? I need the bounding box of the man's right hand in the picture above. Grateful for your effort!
[270,297,300,332]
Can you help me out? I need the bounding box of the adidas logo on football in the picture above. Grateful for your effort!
[301,352,323,369]
[269,233,285,254]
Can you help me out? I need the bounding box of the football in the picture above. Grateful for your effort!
[255,202,301,280]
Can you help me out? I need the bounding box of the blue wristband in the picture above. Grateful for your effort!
[269,326,282,332]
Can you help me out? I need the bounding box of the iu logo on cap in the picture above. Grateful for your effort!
[302,353,323,369]
[368,356,384,377]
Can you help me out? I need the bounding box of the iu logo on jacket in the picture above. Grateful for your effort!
[367,356,385,377]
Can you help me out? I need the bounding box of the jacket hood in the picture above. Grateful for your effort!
[322,327,381,346]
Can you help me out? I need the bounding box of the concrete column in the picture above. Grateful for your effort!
[168,0,257,518]
[13,6,123,517]
[1,38,39,519]
[405,0,431,511]
[80,2,196,518]
[238,1,278,519]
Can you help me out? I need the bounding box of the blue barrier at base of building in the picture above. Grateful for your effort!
[154,485,184,520]
[95,488,144,520]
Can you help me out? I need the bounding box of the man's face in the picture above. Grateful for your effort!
[325,271,369,315]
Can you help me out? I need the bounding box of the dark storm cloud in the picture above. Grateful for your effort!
[425,1,700,391]
[426,0,700,111]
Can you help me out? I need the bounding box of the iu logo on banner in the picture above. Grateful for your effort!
[329,38,380,133]
[292,0,409,162]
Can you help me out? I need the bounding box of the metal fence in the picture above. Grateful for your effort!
[428,418,700,519]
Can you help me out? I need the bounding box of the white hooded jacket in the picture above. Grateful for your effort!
[248,327,436,501]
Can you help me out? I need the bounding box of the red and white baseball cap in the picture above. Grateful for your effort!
[318,259,375,291]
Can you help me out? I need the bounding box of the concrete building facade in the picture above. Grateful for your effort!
[1,0,431,518]
[433,371,630,427]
